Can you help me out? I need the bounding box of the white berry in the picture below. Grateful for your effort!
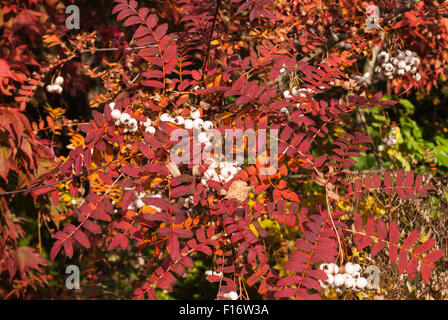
[396,51,405,60]
[197,132,209,144]
[160,113,171,122]
[143,119,152,127]
[356,277,368,289]
[344,262,357,275]
[135,199,145,209]
[190,109,201,119]
[327,263,337,274]
[221,167,233,178]
[383,63,394,72]
[319,263,329,272]
[184,119,193,129]
[145,126,156,134]
[334,274,346,287]
[280,107,290,114]
[291,86,300,96]
[120,113,131,125]
[111,109,121,120]
[326,273,334,286]
[344,277,356,289]
[174,116,185,125]
[225,291,238,300]
[202,121,214,130]
[193,118,204,129]
[333,265,340,274]
[128,118,138,129]
[283,90,292,98]
[377,52,389,63]
[53,84,63,94]
[55,76,64,85]
[229,166,238,175]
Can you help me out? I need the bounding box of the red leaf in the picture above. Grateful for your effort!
[173,228,193,239]
[138,141,155,160]
[365,217,375,236]
[74,230,90,248]
[420,261,433,282]
[407,257,418,279]
[404,171,415,198]
[247,273,260,286]
[414,239,436,256]
[389,221,400,243]
[143,70,164,79]
[83,220,101,233]
[154,24,168,39]
[371,241,385,257]
[195,244,212,255]
[124,15,142,26]
[373,174,381,189]
[398,249,408,274]
[423,249,444,263]
[396,168,405,187]
[402,229,419,250]
[277,275,301,286]
[389,244,398,263]
[376,219,387,239]
[90,210,111,221]
[281,190,300,202]
[63,239,73,258]
[168,234,180,261]
[142,80,164,88]
[50,241,62,261]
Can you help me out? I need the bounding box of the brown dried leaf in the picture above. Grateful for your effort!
[224,180,253,203]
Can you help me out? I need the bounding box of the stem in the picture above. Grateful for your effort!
[203,0,222,73]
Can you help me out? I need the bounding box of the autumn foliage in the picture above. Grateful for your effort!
[0,0,447,299]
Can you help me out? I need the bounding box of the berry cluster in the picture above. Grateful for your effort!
[46,76,64,94]
[283,86,314,100]
[126,189,163,211]
[201,156,241,186]
[375,50,421,81]
[221,291,239,300]
[158,109,242,186]
[160,108,214,131]
[352,72,372,86]
[383,133,397,147]
[319,262,369,292]
[282,86,316,113]
[335,41,352,50]
[109,103,156,134]
[205,270,223,277]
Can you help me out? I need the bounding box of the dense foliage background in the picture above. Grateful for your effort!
[0,0,447,300]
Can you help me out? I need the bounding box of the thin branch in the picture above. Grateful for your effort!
[203,0,222,73]
[79,44,157,54]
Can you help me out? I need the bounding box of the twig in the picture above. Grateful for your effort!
[203,0,222,73]
[325,188,344,264]
[79,44,157,54]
